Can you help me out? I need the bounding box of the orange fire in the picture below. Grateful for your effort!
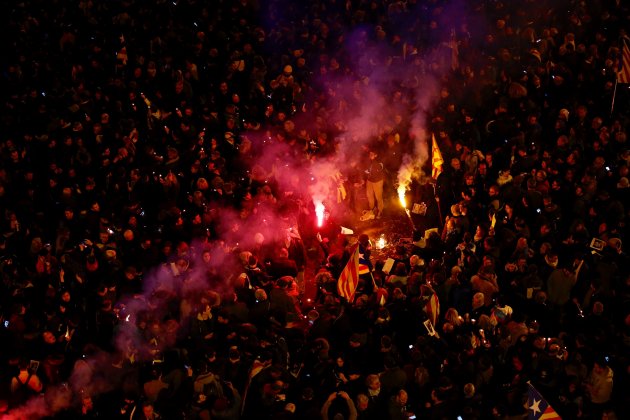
[397,185,406,208]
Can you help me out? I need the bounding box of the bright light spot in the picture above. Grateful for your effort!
[376,234,386,250]
[314,201,325,227]
[397,185,406,208]
[125,314,131,322]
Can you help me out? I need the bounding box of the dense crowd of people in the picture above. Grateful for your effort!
[1,0,629,419]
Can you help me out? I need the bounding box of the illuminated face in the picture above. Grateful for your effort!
[368,377,380,391]
[397,390,408,405]
[43,331,56,344]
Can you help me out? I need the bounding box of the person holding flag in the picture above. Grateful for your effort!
[337,242,360,303]
[337,234,376,303]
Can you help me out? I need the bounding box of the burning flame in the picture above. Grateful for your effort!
[315,201,325,227]
[397,185,407,208]
[376,234,386,250]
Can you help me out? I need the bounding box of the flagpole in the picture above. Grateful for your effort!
[433,182,444,227]
[611,77,618,116]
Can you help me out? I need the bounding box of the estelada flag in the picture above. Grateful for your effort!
[420,284,440,327]
[431,134,444,180]
[618,39,630,84]
[358,250,371,275]
[337,243,360,302]
[527,382,561,420]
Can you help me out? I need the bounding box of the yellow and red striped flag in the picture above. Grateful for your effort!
[527,383,561,419]
[618,39,630,84]
[431,134,444,180]
[421,284,440,327]
[337,243,360,302]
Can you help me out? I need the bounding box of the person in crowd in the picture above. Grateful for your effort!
[0,0,628,419]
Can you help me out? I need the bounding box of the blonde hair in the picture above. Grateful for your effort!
[444,308,463,327]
